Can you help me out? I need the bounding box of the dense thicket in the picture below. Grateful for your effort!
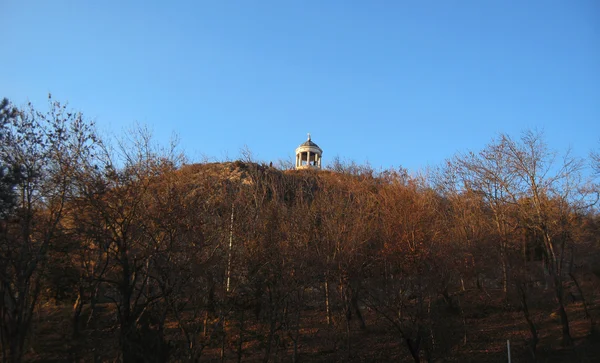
[1,98,599,362]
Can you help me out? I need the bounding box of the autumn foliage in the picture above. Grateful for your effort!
[1,97,599,362]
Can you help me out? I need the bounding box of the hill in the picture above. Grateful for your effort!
[7,159,597,362]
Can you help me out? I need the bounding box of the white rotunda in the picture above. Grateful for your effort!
[295,133,322,170]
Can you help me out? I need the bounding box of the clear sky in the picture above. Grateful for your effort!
[2,1,599,172]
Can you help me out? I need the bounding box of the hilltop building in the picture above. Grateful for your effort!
[295,133,322,170]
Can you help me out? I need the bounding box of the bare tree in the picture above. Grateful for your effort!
[71,126,185,361]
[454,131,592,346]
[452,141,520,295]
[0,96,99,362]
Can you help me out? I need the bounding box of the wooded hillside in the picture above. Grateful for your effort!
[1,98,599,362]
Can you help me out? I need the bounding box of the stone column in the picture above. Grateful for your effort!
[307,151,311,166]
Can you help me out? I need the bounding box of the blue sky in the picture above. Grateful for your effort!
[2,1,599,172]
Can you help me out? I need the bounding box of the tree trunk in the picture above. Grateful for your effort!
[72,286,84,338]
[262,317,276,363]
[85,285,99,328]
[6,326,26,363]
[324,277,331,326]
[351,293,366,330]
[569,272,595,330]
[405,336,421,363]
[568,248,595,331]
[501,245,508,295]
[553,274,572,346]
[457,295,467,345]
[236,310,244,363]
[519,285,538,358]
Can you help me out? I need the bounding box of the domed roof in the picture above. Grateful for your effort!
[300,139,320,148]
[298,133,322,151]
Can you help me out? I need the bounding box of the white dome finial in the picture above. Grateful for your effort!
[307,132,311,141]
